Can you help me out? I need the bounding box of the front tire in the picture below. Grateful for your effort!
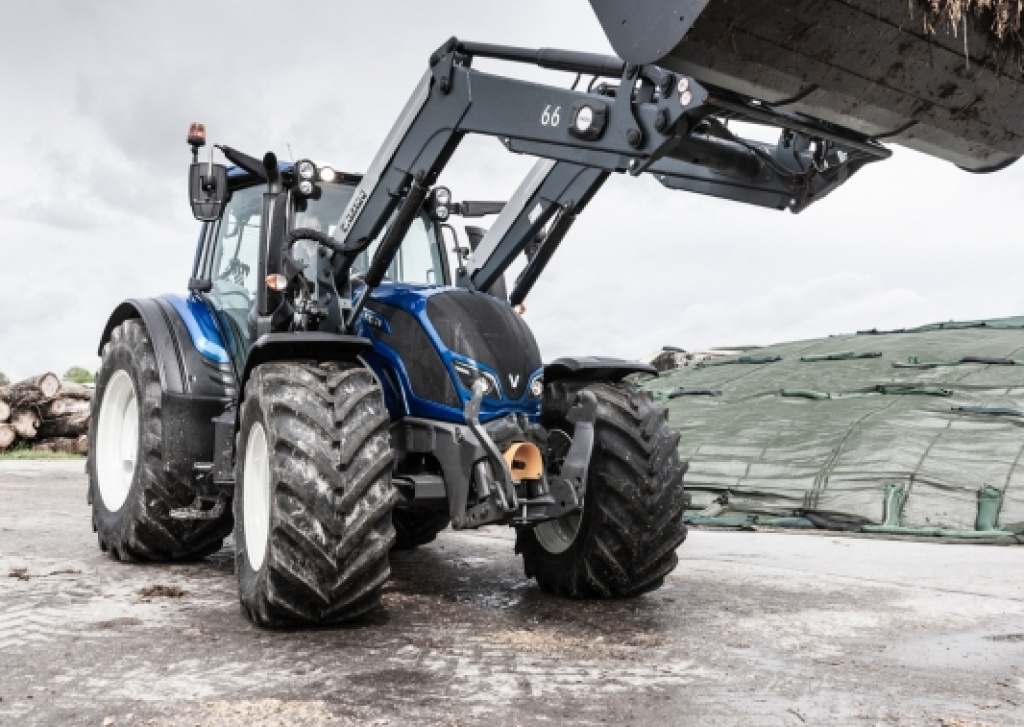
[516,381,689,598]
[87,319,231,561]
[234,362,397,627]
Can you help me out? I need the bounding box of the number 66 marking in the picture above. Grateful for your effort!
[541,105,561,127]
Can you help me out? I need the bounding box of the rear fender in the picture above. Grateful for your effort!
[98,297,236,398]
[98,297,236,487]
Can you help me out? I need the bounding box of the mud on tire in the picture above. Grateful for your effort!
[391,508,450,550]
[88,319,232,562]
[516,381,688,598]
[234,362,397,627]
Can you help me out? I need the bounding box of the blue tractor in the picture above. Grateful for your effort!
[87,6,944,625]
[89,138,688,626]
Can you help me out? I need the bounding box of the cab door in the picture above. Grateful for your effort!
[197,184,264,375]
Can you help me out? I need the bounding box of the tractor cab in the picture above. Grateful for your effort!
[187,144,540,428]
[192,163,450,378]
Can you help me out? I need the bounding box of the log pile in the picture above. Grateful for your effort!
[0,373,92,455]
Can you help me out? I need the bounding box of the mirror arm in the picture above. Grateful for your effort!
[216,145,268,181]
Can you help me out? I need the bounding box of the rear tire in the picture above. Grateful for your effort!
[234,362,397,627]
[516,380,688,598]
[87,319,232,562]
[391,508,450,549]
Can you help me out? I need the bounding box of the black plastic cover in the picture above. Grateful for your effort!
[426,290,541,399]
[242,332,372,386]
[368,303,462,409]
[545,356,658,383]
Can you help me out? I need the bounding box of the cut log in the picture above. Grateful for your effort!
[58,381,95,401]
[0,424,15,450]
[0,373,60,409]
[42,398,91,419]
[32,435,88,455]
[38,411,90,439]
[0,399,9,423]
[10,409,41,439]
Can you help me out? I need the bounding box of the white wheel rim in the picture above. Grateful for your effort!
[243,422,271,571]
[95,370,139,512]
[534,513,582,555]
[534,428,581,555]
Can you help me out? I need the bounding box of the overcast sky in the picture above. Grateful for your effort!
[1,1,1022,380]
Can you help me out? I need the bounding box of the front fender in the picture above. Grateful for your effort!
[544,356,657,384]
[240,333,374,391]
[98,296,238,487]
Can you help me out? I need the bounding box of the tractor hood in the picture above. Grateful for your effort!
[360,285,543,424]
[589,0,1023,172]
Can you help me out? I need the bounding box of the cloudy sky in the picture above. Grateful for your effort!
[1,1,1022,380]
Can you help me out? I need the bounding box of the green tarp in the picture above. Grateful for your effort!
[644,318,1024,542]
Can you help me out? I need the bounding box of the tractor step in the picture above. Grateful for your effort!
[170,494,228,521]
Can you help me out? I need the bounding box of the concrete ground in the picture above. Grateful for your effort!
[0,461,1022,727]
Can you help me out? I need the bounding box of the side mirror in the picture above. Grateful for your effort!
[186,122,229,222]
[189,162,229,221]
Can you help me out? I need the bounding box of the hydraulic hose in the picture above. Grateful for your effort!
[364,176,431,288]
[285,228,351,256]
[345,174,432,328]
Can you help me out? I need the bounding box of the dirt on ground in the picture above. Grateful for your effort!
[0,460,1022,726]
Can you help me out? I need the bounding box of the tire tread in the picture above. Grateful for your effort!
[236,362,397,627]
[518,381,688,598]
[88,319,232,562]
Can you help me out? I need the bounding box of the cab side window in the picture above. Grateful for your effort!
[350,214,446,285]
[204,185,264,369]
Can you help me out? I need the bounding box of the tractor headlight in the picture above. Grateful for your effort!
[296,159,316,180]
[318,166,336,183]
[431,186,452,222]
[297,179,315,196]
[453,361,500,398]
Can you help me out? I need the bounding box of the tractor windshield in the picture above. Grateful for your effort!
[295,183,445,286]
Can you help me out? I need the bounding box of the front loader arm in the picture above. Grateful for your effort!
[333,40,696,263]
[466,135,877,306]
[331,37,891,329]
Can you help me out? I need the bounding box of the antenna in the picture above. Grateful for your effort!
[287,143,294,162]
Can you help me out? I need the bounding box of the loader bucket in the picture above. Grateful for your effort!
[589,0,1023,172]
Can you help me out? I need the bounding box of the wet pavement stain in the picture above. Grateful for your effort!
[0,461,1022,726]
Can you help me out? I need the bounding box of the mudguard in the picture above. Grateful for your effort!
[544,356,657,383]
[98,297,235,398]
[98,296,236,486]
[241,333,373,387]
